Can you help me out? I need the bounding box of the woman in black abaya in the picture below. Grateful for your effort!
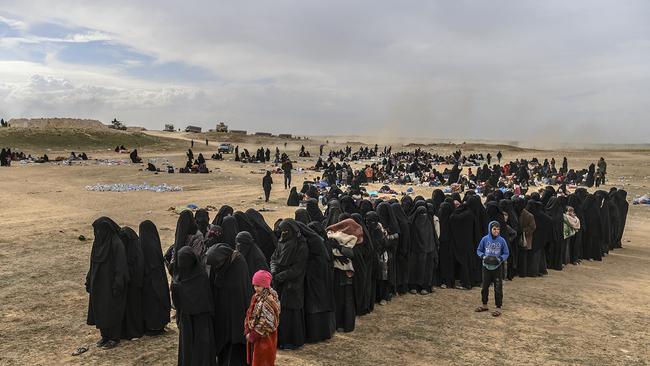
[437,202,455,289]
[408,206,437,294]
[297,221,336,343]
[172,246,216,366]
[525,200,552,276]
[465,195,487,284]
[611,189,629,248]
[206,244,253,366]
[86,217,129,348]
[499,199,520,280]
[351,213,375,315]
[270,219,309,350]
[567,194,585,264]
[594,191,612,256]
[448,203,477,289]
[287,187,301,206]
[118,227,145,340]
[582,194,602,261]
[376,202,399,295]
[390,202,411,294]
[138,220,171,335]
[546,196,568,269]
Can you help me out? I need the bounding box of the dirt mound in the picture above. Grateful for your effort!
[7,118,108,130]
[0,127,182,153]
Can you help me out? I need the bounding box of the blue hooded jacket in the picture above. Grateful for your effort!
[476,221,509,269]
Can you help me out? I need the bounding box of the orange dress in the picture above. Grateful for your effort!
[245,295,278,366]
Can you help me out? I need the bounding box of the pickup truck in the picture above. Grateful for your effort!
[218,143,234,154]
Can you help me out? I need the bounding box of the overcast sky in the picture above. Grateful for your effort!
[0,1,648,143]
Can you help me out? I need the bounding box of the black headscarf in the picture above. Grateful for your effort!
[235,231,269,279]
[91,217,122,263]
[323,199,343,227]
[410,206,435,253]
[220,215,239,248]
[340,195,359,214]
[139,220,165,272]
[294,208,312,225]
[306,198,325,223]
[401,195,414,215]
[431,189,446,214]
[359,200,374,218]
[171,246,213,315]
[272,219,303,267]
[244,209,278,263]
[175,210,198,255]
[233,211,257,242]
[377,201,399,234]
[212,205,234,226]
[195,209,210,235]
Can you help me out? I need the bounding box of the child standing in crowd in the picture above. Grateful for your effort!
[245,270,281,366]
[475,221,509,317]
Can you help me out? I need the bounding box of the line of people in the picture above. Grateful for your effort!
[86,184,628,365]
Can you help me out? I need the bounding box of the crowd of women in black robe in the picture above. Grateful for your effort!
[86,179,629,364]
[86,218,171,349]
[312,146,609,198]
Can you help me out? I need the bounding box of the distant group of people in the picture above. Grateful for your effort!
[308,146,610,200]
[1,148,25,166]
[180,149,209,173]
[235,146,272,164]
[87,176,629,364]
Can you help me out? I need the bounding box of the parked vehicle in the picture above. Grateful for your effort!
[218,143,234,153]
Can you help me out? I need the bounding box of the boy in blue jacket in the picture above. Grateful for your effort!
[475,221,509,317]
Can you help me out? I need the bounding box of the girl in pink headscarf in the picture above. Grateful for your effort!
[244,270,281,366]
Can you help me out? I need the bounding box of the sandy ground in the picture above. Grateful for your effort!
[0,135,649,366]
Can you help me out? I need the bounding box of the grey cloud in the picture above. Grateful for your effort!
[0,1,649,143]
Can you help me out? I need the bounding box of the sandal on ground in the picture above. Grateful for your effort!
[72,346,88,356]
[492,310,502,317]
[102,340,119,349]
[475,306,489,312]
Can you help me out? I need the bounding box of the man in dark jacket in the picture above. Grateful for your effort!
[262,171,273,202]
[281,160,293,189]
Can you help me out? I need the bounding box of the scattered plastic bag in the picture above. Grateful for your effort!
[632,194,650,205]
[86,183,183,193]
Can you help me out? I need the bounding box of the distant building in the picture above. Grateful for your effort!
[230,130,247,135]
[185,125,202,133]
[216,122,228,132]
[278,134,292,139]
[254,132,273,137]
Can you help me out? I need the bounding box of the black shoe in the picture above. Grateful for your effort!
[102,340,119,349]
[96,338,108,347]
[145,329,166,336]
